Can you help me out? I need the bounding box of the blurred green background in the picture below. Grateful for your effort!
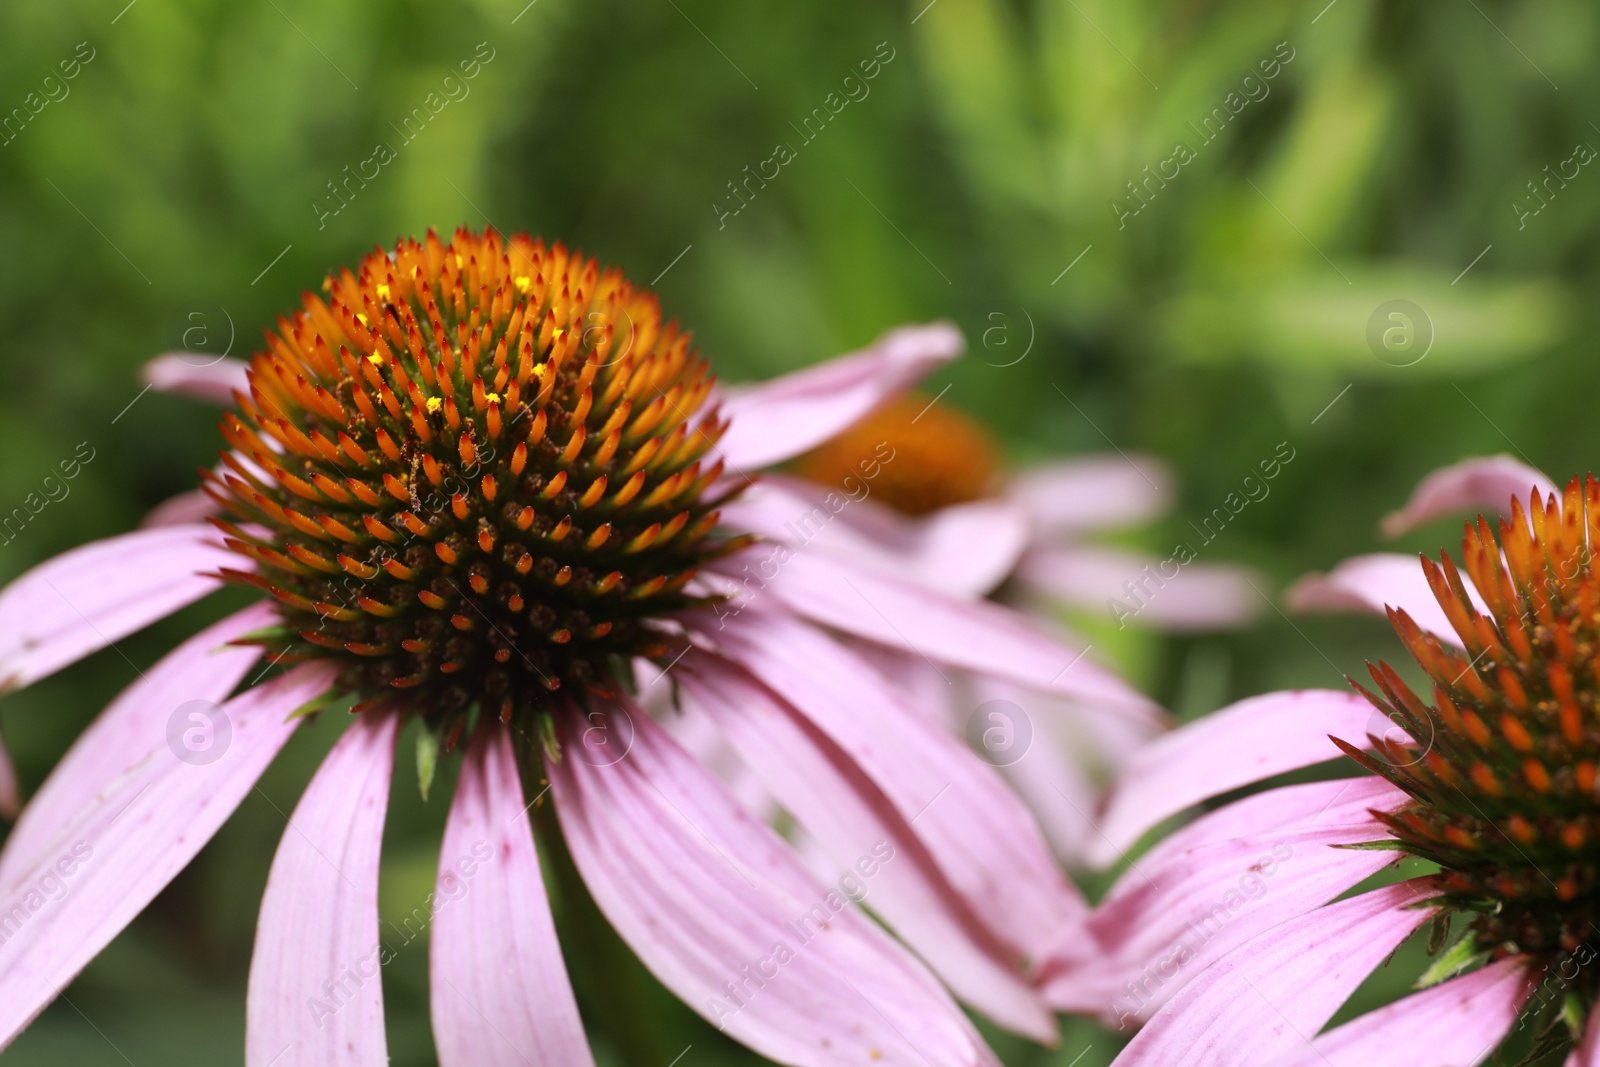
[0,0,1596,1062]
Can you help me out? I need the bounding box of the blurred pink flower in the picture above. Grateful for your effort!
[718,395,1260,864]
[0,231,1153,1065]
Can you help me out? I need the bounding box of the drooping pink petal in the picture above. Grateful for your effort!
[0,600,274,887]
[1005,456,1171,534]
[714,615,1083,943]
[1380,455,1554,538]
[678,645,1055,1040]
[1014,544,1261,631]
[1112,879,1439,1067]
[142,352,251,406]
[549,697,998,1067]
[1264,957,1534,1067]
[431,726,592,1067]
[963,675,1108,862]
[141,487,222,528]
[722,474,1030,598]
[1089,690,1379,867]
[744,547,1157,716]
[717,323,965,471]
[1044,778,1406,1022]
[0,525,239,695]
[650,669,779,822]
[1286,552,1483,647]
[246,710,398,1067]
[0,662,333,1053]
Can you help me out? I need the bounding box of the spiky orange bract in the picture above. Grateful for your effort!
[209,228,743,729]
[1352,476,1600,972]
[793,392,997,516]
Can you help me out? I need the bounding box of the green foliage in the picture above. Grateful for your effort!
[1,0,1596,1062]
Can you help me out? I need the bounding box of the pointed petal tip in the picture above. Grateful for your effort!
[1380,455,1554,539]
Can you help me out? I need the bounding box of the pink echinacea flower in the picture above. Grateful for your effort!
[1061,471,1600,1065]
[0,228,1155,1066]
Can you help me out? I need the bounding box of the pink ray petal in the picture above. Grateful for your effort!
[1381,455,1554,538]
[1265,957,1535,1067]
[1005,456,1172,534]
[716,323,965,471]
[1044,778,1406,1023]
[712,615,1083,952]
[0,661,333,1052]
[142,353,250,406]
[141,487,222,528]
[722,474,1030,598]
[1104,777,1402,896]
[1014,544,1262,631]
[745,547,1157,717]
[1112,879,1439,1067]
[678,645,1055,1041]
[1089,690,1380,867]
[1286,552,1484,648]
[549,696,999,1067]
[1572,1002,1600,1067]
[246,709,398,1067]
[0,600,275,887]
[431,725,593,1067]
[957,673,1132,863]
[0,525,239,695]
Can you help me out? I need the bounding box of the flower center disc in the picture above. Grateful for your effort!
[212,228,741,724]
[1358,477,1600,972]
[794,391,997,515]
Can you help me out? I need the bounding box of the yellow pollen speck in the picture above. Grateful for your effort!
[426,397,443,414]
[552,327,566,341]
[377,283,392,301]
[514,276,531,293]
[533,364,547,378]
[485,392,502,404]
[454,254,463,268]
[366,353,383,366]
[356,312,369,326]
